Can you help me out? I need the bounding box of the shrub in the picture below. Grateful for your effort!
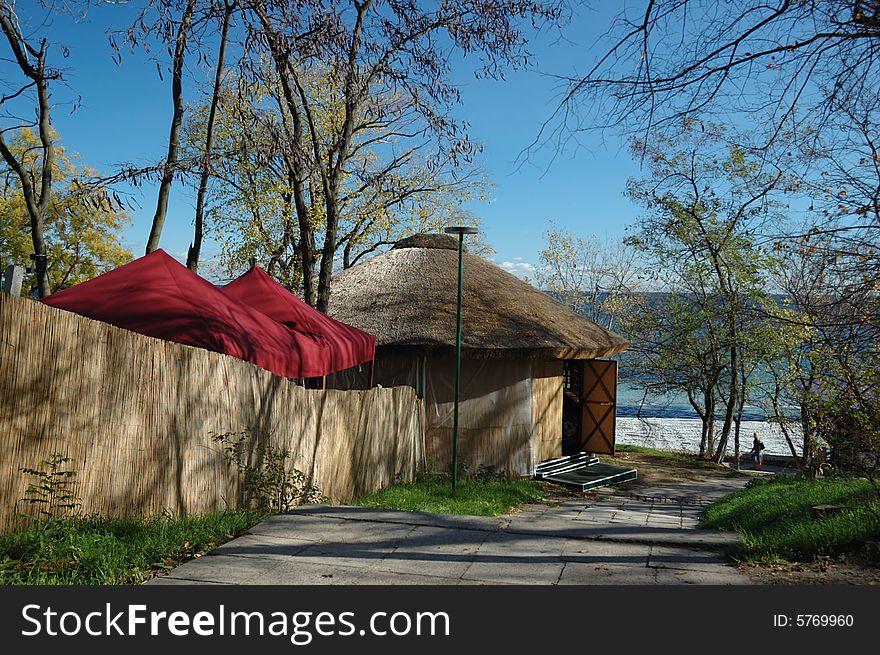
[212,431,323,512]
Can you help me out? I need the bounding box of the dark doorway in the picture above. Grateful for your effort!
[562,361,582,455]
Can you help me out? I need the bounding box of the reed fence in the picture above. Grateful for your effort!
[0,293,423,533]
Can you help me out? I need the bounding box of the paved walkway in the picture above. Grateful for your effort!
[146,474,756,586]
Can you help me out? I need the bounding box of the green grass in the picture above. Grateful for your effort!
[703,474,880,563]
[0,510,267,585]
[351,475,545,516]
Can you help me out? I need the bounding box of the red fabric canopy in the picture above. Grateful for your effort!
[221,266,376,374]
[41,250,331,378]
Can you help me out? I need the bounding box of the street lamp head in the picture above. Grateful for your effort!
[444,226,478,235]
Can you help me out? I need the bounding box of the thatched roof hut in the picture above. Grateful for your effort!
[327,233,628,476]
[329,233,627,359]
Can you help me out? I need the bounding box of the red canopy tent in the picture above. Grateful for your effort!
[41,250,331,378]
[221,266,376,374]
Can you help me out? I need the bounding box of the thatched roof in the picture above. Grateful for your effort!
[327,233,628,359]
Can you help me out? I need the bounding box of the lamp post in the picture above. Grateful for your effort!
[444,226,477,494]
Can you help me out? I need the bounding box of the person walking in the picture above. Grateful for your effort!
[750,432,765,470]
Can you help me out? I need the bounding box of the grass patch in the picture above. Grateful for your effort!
[703,474,880,563]
[351,475,544,516]
[0,510,267,585]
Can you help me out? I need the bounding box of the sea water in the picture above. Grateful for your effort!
[616,382,803,457]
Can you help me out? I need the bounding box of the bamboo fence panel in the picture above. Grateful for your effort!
[422,358,542,477]
[0,294,423,533]
[531,360,563,464]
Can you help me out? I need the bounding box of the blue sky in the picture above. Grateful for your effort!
[11,1,642,281]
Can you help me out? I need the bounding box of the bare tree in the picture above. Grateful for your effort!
[544,1,880,151]
[186,0,235,272]
[145,0,197,254]
[626,121,785,462]
[183,71,488,293]
[109,0,234,255]
[244,0,561,311]
[534,0,880,466]
[0,1,60,297]
[536,222,639,330]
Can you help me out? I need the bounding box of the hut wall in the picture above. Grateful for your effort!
[532,360,563,463]
[333,349,552,477]
[0,294,423,533]
[423,357,535,477]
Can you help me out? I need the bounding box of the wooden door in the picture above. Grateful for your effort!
[579,359,617,455]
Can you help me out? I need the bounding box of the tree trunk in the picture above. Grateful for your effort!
[731,359,749,470]
[252,0,317,305]
[714,298,740,462]
[314,2,368,312]
[316,190,339,313]
[713,352,738,462]
[0,14,53,297]
[769,368,804,469]
[295,180,315,306]
[32,66,53,298]
[343,240,352,269]
[733,416,741,470]
[704,398,716,460]
[188,0,233,272]
[146,0,196,254]
[687,389,713,459]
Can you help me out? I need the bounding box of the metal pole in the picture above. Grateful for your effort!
[452,232,464,494]
[444,225,476,496]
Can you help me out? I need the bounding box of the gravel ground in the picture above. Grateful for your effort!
[740,559,880,585]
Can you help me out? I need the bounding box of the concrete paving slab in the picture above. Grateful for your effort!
[247,560,368,585]
[589,527,743,549]
[645,516,688,529]
[557,562,657,585]
[145,576,230,585]
[372,526,486,578]
[288,543,395,570]
[503,516,594,535]
[618,502,656,513]
[571,511,620,523]
[609,511,649,525]
[376,526,492,578]
[155,554,283,584]
[647,545,732,573]
[457,579,517,585]
[654,567,753,585]
[461,559,565,585]
[352,570,468,585]
[374,553,474,579]
[245,514,349,541]
[478,532,566,556]
[207,534,314,560]
[560,539,653,566]
[517,505,583,521]
[290,505,510,532]
[381,524,487,550]
[144,471,753,586]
